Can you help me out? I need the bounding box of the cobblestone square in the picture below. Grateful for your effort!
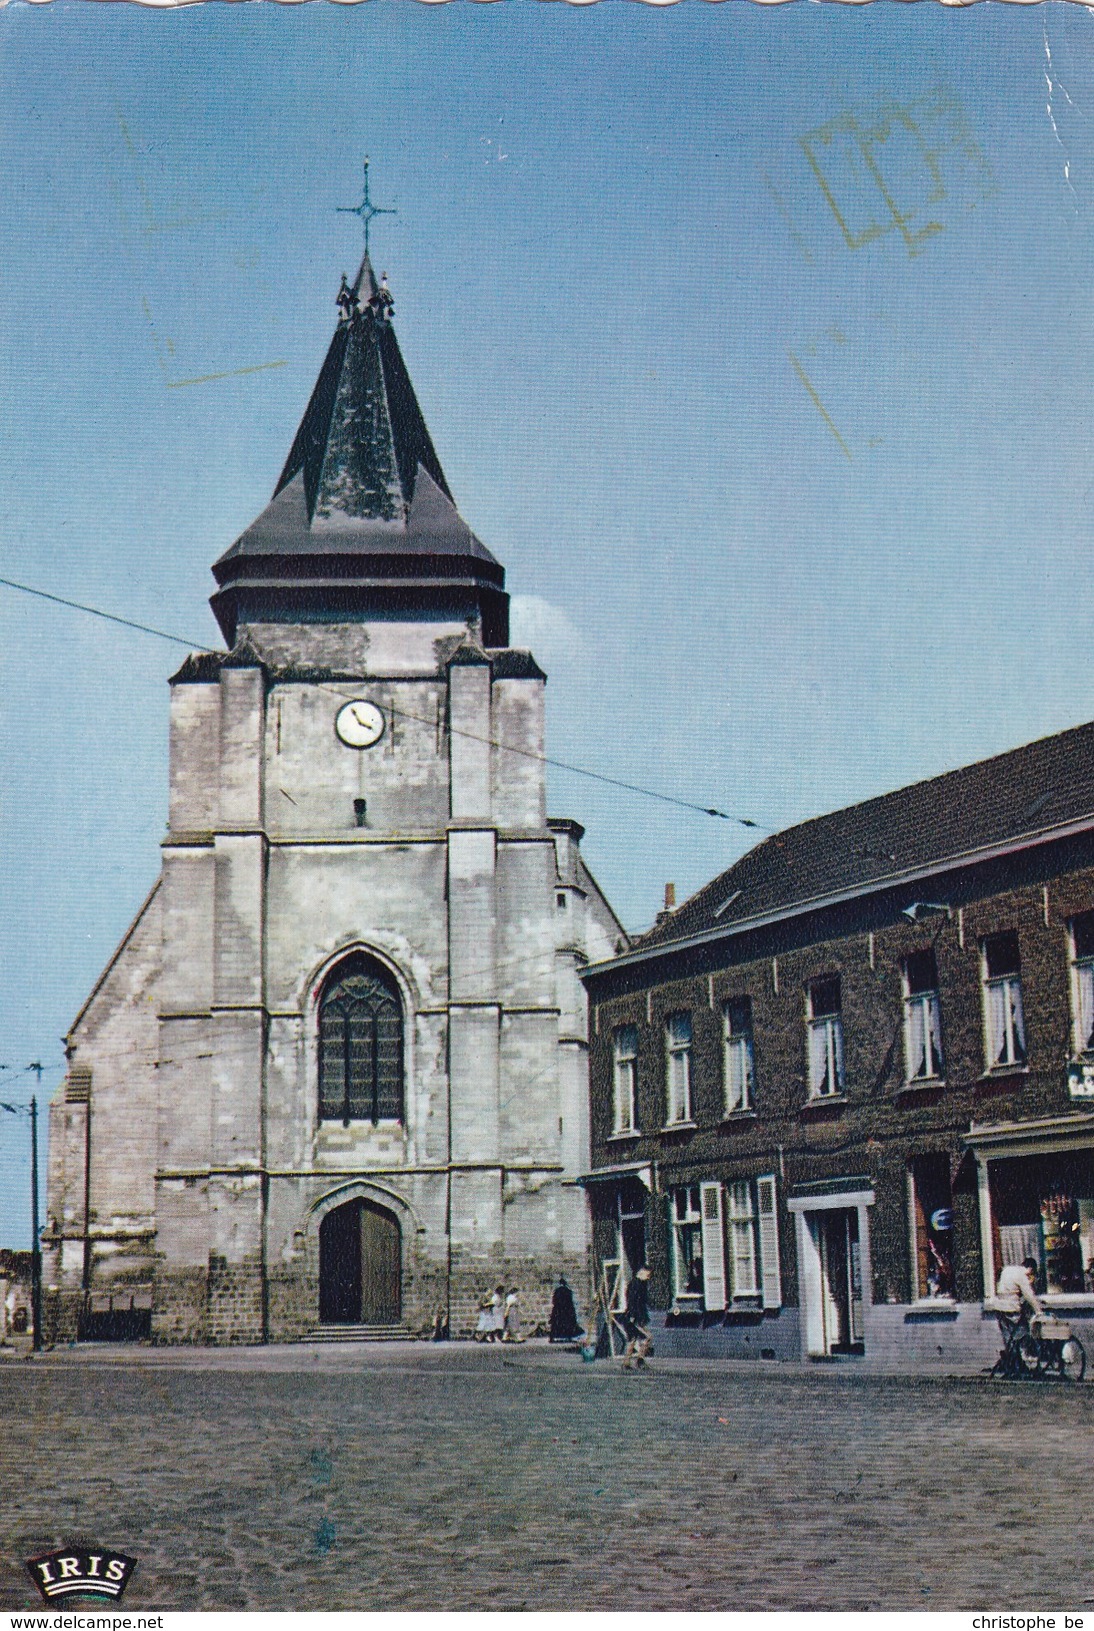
[2,1344,1091,1613]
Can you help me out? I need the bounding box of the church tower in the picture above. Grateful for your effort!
[45,243,625,1343]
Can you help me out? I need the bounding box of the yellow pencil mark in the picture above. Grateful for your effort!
[802,111,945,258]
[117,108,228,237]
[116,104,282,393]
[799,88,994,263]
[787,350,853,463]
[761,168,813,265]
[166,360,288,389]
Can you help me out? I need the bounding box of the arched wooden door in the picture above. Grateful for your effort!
[319,1199,402,1325]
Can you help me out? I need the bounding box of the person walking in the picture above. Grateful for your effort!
[475,1284,505,1343]
[502,1286,524,1343]
[620,1265,652,1369]
[548,1275,583,1343]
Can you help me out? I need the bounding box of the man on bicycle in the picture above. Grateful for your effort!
[996,1256,1044,1329]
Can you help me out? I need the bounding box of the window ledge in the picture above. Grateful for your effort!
[660,1120,697,1135]
[905,1298,959,1321]
[319,1119,405,1132]
[670,1295,705,1316]
[799,1094,847,1117]
[720,1110,758,1125]
[606,1130,641,1144]
[893,1078,946,1098]
[976,1067,1030,1088]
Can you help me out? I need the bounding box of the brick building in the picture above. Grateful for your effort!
[580,722,1094,1368]
[44,247,623,1345]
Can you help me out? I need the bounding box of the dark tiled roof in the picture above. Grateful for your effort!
[218,255,494,566]
[210,253,507,647]
[490,649,546,680]
[635,719,1094,952]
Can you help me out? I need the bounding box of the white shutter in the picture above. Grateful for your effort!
[700,1181,726,1312]
[757,1174,782,1309]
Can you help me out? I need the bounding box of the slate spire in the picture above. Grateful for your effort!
[211,251,508,648]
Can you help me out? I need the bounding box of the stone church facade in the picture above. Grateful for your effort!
[44,253,625,1344]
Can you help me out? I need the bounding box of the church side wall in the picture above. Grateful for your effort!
[45,885,162,1344]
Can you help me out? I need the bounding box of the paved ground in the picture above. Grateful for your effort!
[2,1341,1091,1612]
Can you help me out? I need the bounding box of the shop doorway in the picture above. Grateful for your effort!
[809,1208,865,1355]
[319,1198,402,1325]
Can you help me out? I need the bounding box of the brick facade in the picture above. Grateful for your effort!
[582,758,1094,1370]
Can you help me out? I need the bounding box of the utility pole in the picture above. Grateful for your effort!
[29,1064,42,1352]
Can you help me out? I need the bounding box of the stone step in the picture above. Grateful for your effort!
[306,1325,415,1343]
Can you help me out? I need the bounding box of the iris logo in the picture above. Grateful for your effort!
[26,1548,137,1603]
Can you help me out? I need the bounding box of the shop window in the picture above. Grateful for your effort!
[664,1012,693,1125]
[903,950,944,1082]
[723,998,755,1113]
[1071,913,1094,1056]
[807,976,844,1097]
[981,932,1027,1070]
[909,1154,955,1299]
[990,1152,1094,1296]
[611,1025,638,1135]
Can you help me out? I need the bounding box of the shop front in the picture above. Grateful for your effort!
[968,1113,1094,1311]
[579,1161,653,1313]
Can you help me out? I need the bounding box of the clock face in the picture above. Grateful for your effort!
[335,699,386,749]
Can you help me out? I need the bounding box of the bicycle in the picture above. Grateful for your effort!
[991,1311,1086,1382]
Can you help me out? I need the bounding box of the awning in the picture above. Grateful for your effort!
[788,1174,873,1201]
[576,1161,653,1190]
[964,1112,1094,1158]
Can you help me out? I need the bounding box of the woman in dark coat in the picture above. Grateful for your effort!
[548,1275,583,1342]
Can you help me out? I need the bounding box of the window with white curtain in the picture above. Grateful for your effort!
[664,1012,693,1125]
[1071,913,1094,1057]
[725,1180,759,1299]
[903,948,944,1082]
[723,997,755,1113]
[981,932,1027,1070]
[611,1025,638,1134]
[807,975,844,1097]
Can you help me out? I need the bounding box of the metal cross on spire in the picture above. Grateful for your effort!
[336,157,396,255]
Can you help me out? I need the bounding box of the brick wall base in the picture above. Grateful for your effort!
[68,1247,595,1347]
[207,1256,265,1344]
[153,1268,210,1344]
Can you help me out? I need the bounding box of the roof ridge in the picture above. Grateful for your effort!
[628,715,1094,953]
[770,716,1094,847]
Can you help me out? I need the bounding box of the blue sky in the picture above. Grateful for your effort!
[2,0,1094,1242]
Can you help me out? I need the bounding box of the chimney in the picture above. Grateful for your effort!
[655,882,677,927]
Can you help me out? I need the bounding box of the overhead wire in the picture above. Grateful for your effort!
[0,575,771,833]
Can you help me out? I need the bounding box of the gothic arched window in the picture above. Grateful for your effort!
[318,954,404,1126]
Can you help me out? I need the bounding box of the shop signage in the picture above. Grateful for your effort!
[1066,1061,1094,1099]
